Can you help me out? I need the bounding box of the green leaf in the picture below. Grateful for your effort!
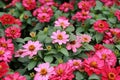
[75,71,84,80]
[88,74,100,80]
[108,17,117,24]
[103,44,115,50]
[37,31,47,42]
[95,1,103,10]
[18,57,30,63]
[44,56,53,63]
[27,61,37,70]
[69,33,76,41]
[0,29,4,37]
[0,1,5,8]
[116,45,120,50]
[65,26,75,32]
[15,2,24,11]
[45,37,52,43]
[83,43,95,51]
[15,38,25,43]
[95,33,103,43]
[59,48,69,56]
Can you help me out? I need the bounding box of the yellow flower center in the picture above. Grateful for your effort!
[40,68,47,75]
[90,61,97,68]
[0,65,2,69]
[29,45,35,51]
[60,22,65,27]
[108,72,115,80]
[57,34,63,40]
[11,30,16,34]
[57,68,63,75]
[1,43,7,48]
[73,61,80,66]
[99,23,104,28]
[102,54,107,60]
[0,50,4,55]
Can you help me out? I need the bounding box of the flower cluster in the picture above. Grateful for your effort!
[0,0,120,80]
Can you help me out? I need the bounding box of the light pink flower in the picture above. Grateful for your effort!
[5,26,21,39]
[22,0,36,10]
[80,34,91,43]
[95,48,117,67]
[55,17,70,29]
[51,30,69,45]
[14,49,27,58]
[37,13,51,23]
[2,72,26,80]
[22,40,43,58]
[34,62,54,80]
[68,59,82,70]
[0,47,12,62]
[66,36,82,52]
[49,63,74,80]
[84,56,104,76]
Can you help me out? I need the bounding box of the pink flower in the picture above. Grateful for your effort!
[103,32,114,44]
[0,47,12,62]
[66,36,82,53]
[95,48,117,67]
[33,6,53,17]
[22,40,43,58]
[101,66,120,80]
[93,20,109,33]
[34,62,54,80]
[22,0,36,10]
[49,63,74,80]
[68,59,82,70]
[38,0,54,6]
[110,28,120,36]
[0,37,14,53]
[80,34,91,43]
[5,26,21,39]
[59,2,74,12]
[100,0,114,7]
[55,17,70,29]
[78,1,91,11]
[37,13,51,23]
[51,30,69,45]
[115,10,120,21]
[2,72,26,80]
[84,56,104,75]
[72,11,91,22]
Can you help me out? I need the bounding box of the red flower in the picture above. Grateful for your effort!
[0,61,9,78]
[101,66,120,80]
[93,20,109,33]
[0,14,15,25]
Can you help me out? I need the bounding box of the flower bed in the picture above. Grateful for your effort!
[0,0,120,80]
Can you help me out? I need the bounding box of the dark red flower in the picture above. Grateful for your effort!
[0,14,15,25]
[0,61,9,78]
